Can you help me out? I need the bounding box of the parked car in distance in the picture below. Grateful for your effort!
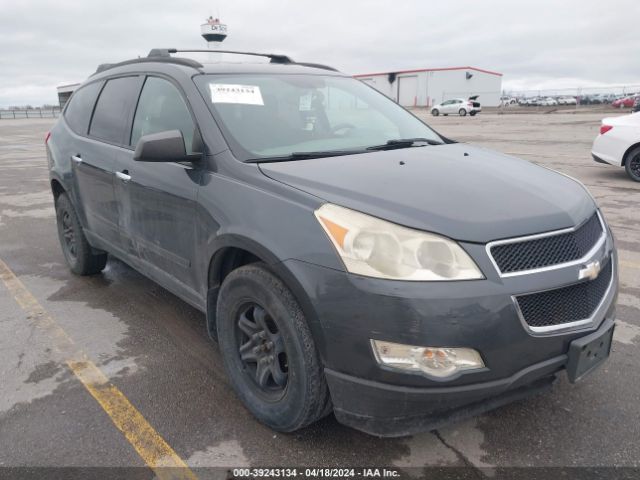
[431,96,481,116]
[592,112,640,181]
[612,95,638,109]
[537,97,558,106]
[557,96,577,105]
[580,95,602,105]
[599,94,616,104]
[47,48,618,437]
[633,96,640,113]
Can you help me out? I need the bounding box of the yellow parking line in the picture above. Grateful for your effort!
[0,258,197,480]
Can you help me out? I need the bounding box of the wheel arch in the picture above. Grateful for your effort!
[204,235,324,353]
[50,174,68,201]
[622,142,640,167]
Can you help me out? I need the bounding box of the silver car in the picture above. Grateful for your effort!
[431,96,481,116]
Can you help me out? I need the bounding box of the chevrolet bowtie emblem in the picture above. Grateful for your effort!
[579,261,601,281]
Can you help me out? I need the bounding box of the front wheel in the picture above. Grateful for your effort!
[216,263,330,432]
[625,147,640,182]
[431,109,439,116]
[459,108,467,116]
[470,111,477,116]
[55,193,107,275]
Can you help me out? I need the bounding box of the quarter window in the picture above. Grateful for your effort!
[63,81,102,135]
[89,76,141,144]
[131,77,196,154]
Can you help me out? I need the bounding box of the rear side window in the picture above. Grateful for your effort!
[63,82,102,135]
[89,76,141,144]
[130,77,196,154]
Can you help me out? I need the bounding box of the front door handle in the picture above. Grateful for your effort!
[116,170,131,182]
[71,155,82,164]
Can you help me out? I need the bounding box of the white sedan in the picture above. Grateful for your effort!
[591,112,640,181]
[558,96,577,105]
[431,96,481,116]
[538,97,558,106]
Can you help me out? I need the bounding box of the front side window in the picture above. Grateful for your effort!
[64,81,102,135]
[195,74,443,161]
[131,77,196,154]
[89,76,141,144]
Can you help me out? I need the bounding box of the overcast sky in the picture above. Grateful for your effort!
[1,0,638,107]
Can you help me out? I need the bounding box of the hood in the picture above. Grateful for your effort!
[259,144,596,243]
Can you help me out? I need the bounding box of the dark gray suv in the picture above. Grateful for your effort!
[46,49,618,436]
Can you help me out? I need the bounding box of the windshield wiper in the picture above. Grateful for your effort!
[366,138,443,151]
[246,149,366,163]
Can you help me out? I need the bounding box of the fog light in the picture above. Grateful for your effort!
[371,340,484,378]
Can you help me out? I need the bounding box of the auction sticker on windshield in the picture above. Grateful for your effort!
[210,84,264,105]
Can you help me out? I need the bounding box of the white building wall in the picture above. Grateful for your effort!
[355,68,502,107]
[358,76,394,98]
[425,70,501,107]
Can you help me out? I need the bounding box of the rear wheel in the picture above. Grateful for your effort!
[55,193,107,275]
[431,109,439,116]
[625,147,640,182]
[216,263,330,432]
[459,108,467,116]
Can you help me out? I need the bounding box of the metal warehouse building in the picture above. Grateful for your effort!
[354,66,503,108]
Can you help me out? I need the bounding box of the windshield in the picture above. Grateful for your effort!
[194,73,444,161]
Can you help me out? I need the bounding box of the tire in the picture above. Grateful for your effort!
[625,146,640,182]
[216,263,330,432]
[55,193,107,275]
[431,109,439,116]
[459,108,467,116]
[470,111,477,116]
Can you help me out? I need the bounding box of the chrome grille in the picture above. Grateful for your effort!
[490,213,603,275]
[515,257,613,330]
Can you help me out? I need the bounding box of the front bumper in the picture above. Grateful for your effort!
[281,229,617,436]
[326,317,614,437]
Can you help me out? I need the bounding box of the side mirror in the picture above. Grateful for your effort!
[134,130,190,162]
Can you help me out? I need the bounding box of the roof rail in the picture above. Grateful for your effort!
[148,48,338,72]
[93,56,203,75]
[294,62,338,72]
[149,48,293,64]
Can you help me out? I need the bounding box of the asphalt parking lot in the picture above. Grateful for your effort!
[1,113,639,478]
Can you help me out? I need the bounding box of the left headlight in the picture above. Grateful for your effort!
[314,203,483,281]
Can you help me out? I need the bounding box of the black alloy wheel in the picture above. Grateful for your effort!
[216,263,330,432]
[235,302,289,400]
[61,210,77,259]
[626,149,640,182]
[55,193,107,275]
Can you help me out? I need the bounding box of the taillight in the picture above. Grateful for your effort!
[600,125,613,135]
[45,131,51,144]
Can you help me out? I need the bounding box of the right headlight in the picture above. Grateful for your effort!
[314,204,483,281]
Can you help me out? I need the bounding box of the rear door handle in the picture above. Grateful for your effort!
[71,155,82,164]
[115,170,131,182]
